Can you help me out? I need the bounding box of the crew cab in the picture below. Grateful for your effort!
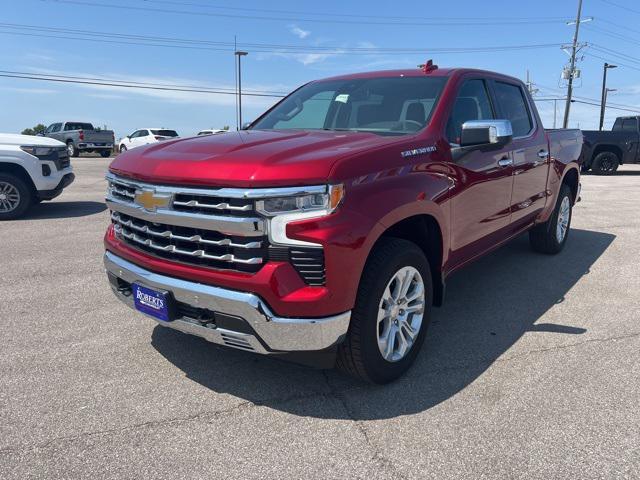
[581,116,640,174]
[0,133,75,220]
[103,65,582,383]
[44,122,115,158]
[118,128,179,153]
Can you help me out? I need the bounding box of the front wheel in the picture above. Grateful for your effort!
[0,173,33,220]
[529,184,573,254]
[336,238,432,384]
[119,145,127,154]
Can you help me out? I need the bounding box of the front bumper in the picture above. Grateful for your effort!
[104,251,351,354]
[37,172,75,200]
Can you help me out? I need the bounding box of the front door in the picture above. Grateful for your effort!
[446,78,515,267]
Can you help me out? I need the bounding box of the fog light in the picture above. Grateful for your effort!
[42,164,51,176]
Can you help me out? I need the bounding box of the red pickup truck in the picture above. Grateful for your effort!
[104,65,583,383]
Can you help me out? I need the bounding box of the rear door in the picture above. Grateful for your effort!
[446,77,515,265]
[492,80,549,228]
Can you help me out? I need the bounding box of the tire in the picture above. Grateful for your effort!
[592,151,619,175]
[336,238,433,384]
[0,173,33,220]
[100,150,111,158]
[119,145,127,153]
[67,141,79,158]
[529,184,573,254]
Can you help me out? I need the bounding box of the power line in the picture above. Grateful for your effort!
[0,23,566,55]
[0,71,287,97]
[41,0,571,26]
[599,0,640,15]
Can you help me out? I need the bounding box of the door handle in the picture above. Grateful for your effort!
[498,158,513,167]
[537,149,549,159]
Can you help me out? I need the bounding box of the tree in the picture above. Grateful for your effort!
[222,125,230,131]
[21,123,47,136]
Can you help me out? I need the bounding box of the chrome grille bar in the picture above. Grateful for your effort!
[173,199,252,212]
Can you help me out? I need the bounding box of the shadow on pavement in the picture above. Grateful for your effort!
[151,228,615,420]
[21,201,106,219]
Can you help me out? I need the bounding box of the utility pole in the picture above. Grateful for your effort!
[599,63,617,131]
[235,50,248,130]
[525,70,539,96]
[563,0,584,128]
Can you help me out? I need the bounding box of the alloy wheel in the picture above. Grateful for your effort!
[376,266,426,362]
[556,196,571,243]
[0,181,21,213]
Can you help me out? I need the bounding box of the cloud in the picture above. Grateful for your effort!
[0,86,56,95]
[289,24,311,39]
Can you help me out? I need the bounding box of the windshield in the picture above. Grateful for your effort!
[151,129,179,137]
[252,76,447,135]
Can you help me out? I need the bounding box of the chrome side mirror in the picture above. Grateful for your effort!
[460,119,513,148]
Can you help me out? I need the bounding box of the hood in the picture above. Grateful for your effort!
[0,133,65,147]
[109,129,394,187]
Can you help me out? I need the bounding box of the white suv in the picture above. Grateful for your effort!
[118,128,179,152]
[0,133,75,220]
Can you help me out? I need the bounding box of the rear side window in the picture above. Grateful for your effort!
[493,82,533,137]
[151,130,179,137]
[446,79,494,144]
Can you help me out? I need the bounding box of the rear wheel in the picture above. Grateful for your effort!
[67,141,79,158]
[529,184,573,254]
[0,173,33,220]
[592,151,619,175]
[100,150,111,158]
[336,238,432,384]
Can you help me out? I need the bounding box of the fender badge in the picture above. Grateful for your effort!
[401,146,437,158]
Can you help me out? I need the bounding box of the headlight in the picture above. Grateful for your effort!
[256,184,344,216]
[257,184,345,247]
[20,146,54,157]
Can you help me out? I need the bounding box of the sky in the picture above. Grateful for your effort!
[1,0,639,140]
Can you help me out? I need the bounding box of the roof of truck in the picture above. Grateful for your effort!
[317,67,521,84]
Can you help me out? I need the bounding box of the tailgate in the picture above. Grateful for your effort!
[84,131,114,143]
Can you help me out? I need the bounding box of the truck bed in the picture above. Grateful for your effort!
[546,129,584,166]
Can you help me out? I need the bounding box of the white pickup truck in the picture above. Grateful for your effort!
[0,134,75,220]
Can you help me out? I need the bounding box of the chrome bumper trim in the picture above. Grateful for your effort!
[104,252,350,353]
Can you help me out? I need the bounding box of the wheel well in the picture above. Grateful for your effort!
[562,168,579,203]
[0,162,36,193]
[378,215,445,306]
[592,144,623,164]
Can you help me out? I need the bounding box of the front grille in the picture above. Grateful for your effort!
[173,193,255,217]
[111,211,265,273]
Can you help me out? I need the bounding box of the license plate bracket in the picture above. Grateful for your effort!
[132,283,174,322]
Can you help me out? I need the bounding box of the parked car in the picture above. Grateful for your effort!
[197,129,227,136]
[581,116,640,174]
[104,65,582,383]
[44,122,114,158]
[0,133,75,219]
[118,128,179,152]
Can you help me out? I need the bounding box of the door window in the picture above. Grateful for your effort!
[130,130,143,138]
[50,123,62,133]
[621,119,638,132]
[446,79,494,144]
[493,82,533,137]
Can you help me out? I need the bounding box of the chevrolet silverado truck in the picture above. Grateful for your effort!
[0,133,75,220]
[104,65,583,383]
[44,122,115,158]
[581,116,640,174]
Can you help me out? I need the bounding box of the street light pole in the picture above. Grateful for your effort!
[235,50,248,130]
[599,63,617,131]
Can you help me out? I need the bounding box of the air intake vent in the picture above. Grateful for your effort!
[289,248,326,286]
[220,332,255,351]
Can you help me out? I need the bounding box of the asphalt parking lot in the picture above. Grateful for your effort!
[1,158,639,479]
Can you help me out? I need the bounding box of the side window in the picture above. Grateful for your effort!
[494,82,533,137]
[51,123,62,133]
[622,119,637,132]
[45,124,53,134]
[130,130,141,138]
[446,79,494,144]
[139,130,150,137]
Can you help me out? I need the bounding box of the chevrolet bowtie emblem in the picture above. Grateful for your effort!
[134,189,171,212]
